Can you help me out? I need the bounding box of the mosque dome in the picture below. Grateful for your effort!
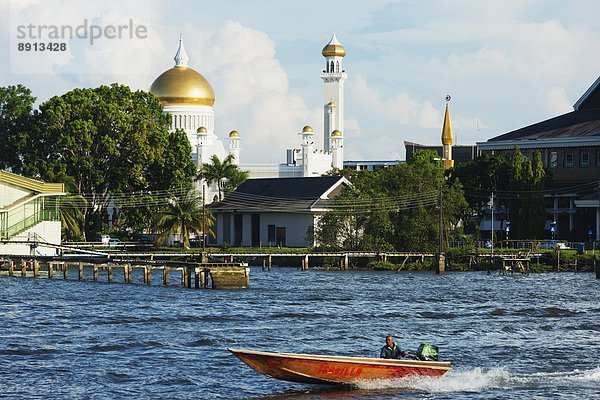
[197,126,208,134]
[150,35,215,107]
[229,130,240,138]
[322,33,346,58]
[331,130,342,137]
[302,125,314,133]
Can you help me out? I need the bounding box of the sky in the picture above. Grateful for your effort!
[3,0,600,163]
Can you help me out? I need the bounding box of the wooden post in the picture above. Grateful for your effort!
[245,267,250,288]
[33,261,39,278]
[186,268,192,288]
[63,263,68,280]
[436,254,446,274]
[195,268,200,289]
[93,264,98,281]
[344,254,349,270]
[48,262,53,279]
[163,267,170,286]
[107,265,112,283]
[595,260,600,279]
[145,266,151,285]
[9,261,14,277]
[304,255,309,271]
[78,262,83,281]
[199,270,206,289]
[268,255,272,271]
[21,260,27,277]
[262,258,266,271]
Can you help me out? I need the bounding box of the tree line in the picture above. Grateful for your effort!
[1,83,552,250]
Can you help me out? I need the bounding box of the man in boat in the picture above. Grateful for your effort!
[380,335,407,359]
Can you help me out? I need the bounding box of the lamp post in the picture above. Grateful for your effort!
[550,220,556,241]
[505,222,510,249]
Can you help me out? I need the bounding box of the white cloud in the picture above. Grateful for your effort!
[538,86,573,116]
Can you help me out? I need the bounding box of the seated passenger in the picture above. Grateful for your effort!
[380,335,407,359]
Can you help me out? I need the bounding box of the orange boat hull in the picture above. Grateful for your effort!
[228,348,451,385]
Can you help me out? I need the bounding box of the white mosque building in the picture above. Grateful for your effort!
[149,34,347,197]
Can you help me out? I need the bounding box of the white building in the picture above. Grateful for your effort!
[149,34,347,198]
[0,171,65,256]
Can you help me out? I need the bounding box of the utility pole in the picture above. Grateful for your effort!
[491,192,494,261]
[202,185,208,264]
[437,184,445,274]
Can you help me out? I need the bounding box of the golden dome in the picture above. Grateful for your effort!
[197,126,208,134]
[229,130,240,138]
[302,125,314,133]
[322,33,346,58]
[150,66,215,106]
[327,101,336,107]
[322,44,346,57]
[331,130,342,137]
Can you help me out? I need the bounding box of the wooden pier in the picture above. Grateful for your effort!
[0,258,250,289]
[211,251,437,271]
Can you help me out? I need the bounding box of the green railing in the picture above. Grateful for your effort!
[1,197,60,240]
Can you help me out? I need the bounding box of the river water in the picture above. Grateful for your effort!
[0,267,598,399]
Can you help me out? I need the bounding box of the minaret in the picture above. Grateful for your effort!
[300,125,315,176]
[330,130,343,170]
[324,101,336,151]
[441,97,454,169]
[228,130,240,165]
[321,33,347,145]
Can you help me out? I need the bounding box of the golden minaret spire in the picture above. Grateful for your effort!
[442,95,454,168]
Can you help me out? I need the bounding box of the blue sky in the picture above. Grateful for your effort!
[3,0,600,163]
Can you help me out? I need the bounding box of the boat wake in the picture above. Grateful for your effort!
[355,366,600,392]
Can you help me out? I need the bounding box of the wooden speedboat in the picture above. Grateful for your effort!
[228,348,452,385]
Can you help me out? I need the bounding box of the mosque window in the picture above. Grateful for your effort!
[336,61,340,73]
[330,61,334,73]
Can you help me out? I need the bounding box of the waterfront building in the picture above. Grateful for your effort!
[149,34,348,200]
[0,171,65,256]
[210,176,350,247]
[477,75,600,241]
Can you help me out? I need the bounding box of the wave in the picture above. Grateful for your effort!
[355,366,600,392]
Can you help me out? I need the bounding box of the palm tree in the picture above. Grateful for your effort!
[199,154,246,201]
[58,195,87,241]
[154,189,214,249]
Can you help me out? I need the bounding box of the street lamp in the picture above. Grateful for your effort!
[505,222,510,248]
[550,220,557,241]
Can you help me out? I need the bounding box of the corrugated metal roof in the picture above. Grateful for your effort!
[210,176,347,212]
[488,108,600,142]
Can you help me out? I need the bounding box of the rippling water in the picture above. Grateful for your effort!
[1,268,598,399]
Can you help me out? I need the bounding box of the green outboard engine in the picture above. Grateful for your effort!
[416,343,439,361]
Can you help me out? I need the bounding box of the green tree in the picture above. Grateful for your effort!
[315,151,468,252]
[0,84,36,173]
[154,190,214,249]
[199,154,248,201]
[21,84,196,239]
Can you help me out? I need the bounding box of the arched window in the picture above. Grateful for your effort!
[326,61,329,72]
[336,61,340,73]
[330,61,334,73]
